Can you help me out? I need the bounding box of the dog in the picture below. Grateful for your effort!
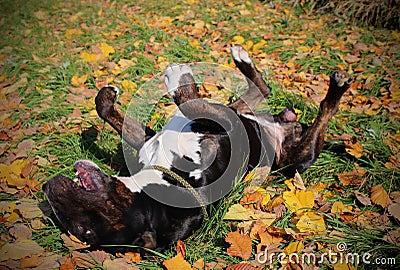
[43,45,352,251]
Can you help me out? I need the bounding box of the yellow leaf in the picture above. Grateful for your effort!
[121,80,136,92]
[80,52,98,63]
[285,179,295,191]
[189,39,199,48]
[163,254,192,270]
[244,40,253,51]
[285,241,304,254]
[331,201,352,213]
[71,75,88,86]
[65,28,83,39]
[253,39,266,51]
[345,141,363,158]
[118,58,136,70]
[99,43,115,58]
[296,46,310,53]
[370,184,393,208]
[296,211,326,234]
[283,190,314,213]
[233,35,245,44]
[243,170,255,182]
[333,262,357,270]
[224,204,276,225]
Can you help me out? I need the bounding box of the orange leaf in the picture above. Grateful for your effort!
[176,240,186,257]
[370,184,393,208]
[71,75,88,86]
[163,254,192,270]
[225,231,252,260]
[227,262,256,270]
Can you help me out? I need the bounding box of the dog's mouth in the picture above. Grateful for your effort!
[72,160,101,192]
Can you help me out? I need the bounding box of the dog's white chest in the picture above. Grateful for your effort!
[139,110,202,168]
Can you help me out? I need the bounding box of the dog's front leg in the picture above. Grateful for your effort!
[276,71,353,176]
[95,86,155,150]
[228,44,271,114]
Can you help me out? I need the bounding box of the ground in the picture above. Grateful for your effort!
[0,0,399,269]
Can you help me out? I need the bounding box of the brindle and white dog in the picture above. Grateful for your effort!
[43,45,352,251]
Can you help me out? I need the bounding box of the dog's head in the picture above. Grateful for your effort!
[43,160,137,246]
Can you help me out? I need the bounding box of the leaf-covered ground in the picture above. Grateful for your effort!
[0,0,399,269]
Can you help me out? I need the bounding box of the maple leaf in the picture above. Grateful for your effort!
[163,254,192,270]
[225,231,252,260]
[370,184,393,208]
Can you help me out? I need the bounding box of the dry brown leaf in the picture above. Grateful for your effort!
[61,233,90,251]
[370,184,393,208]
[9,223,32,240]
[383,228,400,247]
[103,258,138,270]
[163,254,192,270]
[293,171,306,190]
[388,203,400,221]
[338,167,366,186]
[354,191,372,206]
[14,200,43,220]
[0,239,44,261]
[71,251,98,268]
[225,231,252,260]
[15,139,35,159]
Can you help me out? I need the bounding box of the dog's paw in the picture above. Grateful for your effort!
[95,85,120,118]
[231,44,253,66]
[164,64,193,96]
[331,71,353,88]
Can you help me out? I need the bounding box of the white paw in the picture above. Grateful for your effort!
[164,64,193,96]
[231,45,253,66]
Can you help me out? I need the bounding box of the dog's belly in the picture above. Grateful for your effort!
[118,110,203,193]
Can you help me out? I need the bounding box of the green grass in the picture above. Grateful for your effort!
[1,0,399,269]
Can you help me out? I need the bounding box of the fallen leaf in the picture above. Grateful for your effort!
[224,204,276,225]
[225,231,252,260]
[354,191,372,206]
[0,239,44,261]
[388,203,400,221]
[331,201,352,213]
[103,258,137,270]
[227,262,256,270]
[370,184,393,208]
[71,251,98,268]
[283,190,314,213]
[19,254,41,268]
[293,172,306,190]
[163,254,192,270]
[344,140,363,158]
[296,211,326,235]
[14,200,43,219]
[176,240,186,257]
[338,167,366,186]
[285,241,304,254]
[61,233,90,251]
[71,75,88,86]
[9,224,32,240]
[383,228,400,247]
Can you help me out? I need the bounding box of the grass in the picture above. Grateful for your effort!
[1,0,399,269]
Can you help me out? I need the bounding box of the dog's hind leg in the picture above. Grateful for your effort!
[95,86,155,150]
[275,71,353,176]
[229,44,271,114]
